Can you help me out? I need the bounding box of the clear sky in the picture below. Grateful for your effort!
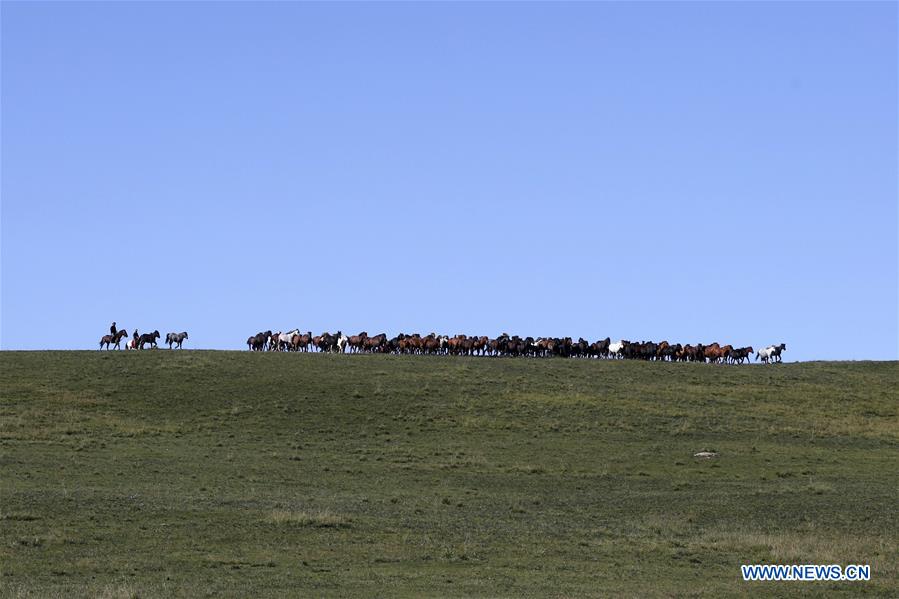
[2,1,897,361]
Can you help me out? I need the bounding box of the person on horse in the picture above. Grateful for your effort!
[110,321,117,337]
[132,329,139,350]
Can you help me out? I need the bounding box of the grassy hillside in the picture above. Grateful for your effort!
[1,351,897,597]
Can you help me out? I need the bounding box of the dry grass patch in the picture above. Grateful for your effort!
[705,529,897,573]
[268,509,351,528]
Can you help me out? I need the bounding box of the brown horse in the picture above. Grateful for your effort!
[591,337,611,359]
[729,346,754,364]
[421,334,441,354]
[719,345,734,364]
[703,343,723,363]
[472,336,489,356]
[312,334,325,352]
[347,332,368,353]
[406,334,422,354]
[364,333,388,353]
[100,329,128,350]
[291,331,313,352]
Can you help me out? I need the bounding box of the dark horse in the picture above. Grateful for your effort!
[138,330,160,349]
[247,330,272,351]
[166,331,188,349]
[100,329,128,350]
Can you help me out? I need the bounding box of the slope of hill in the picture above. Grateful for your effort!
[1,351,897,596]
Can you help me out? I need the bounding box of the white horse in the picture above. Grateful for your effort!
[756,347,770,363]
[276,329,300,351]
[336,332,349,353]
[608,340,626,358]
[756,343,786,364]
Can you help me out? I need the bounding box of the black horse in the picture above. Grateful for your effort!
[247,330,272,351]
[138,330,160,349]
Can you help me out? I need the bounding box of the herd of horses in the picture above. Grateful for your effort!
[99,329,188,350]
[100,324,788,363]
[246,330,787,364]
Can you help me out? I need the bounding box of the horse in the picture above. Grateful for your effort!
[719,345,734,364]
[592,337,611,359]
[656,341,672,361]
[166,331,188,349]
[312,334,325,352]
[488,335,508,356]
[703,343,723,364]
[347,332,368,353]
[757,343,786,364]
[608,340,626,359]
[138,330,160,349]
[275,329,300,351]
[291,331,313,352]
[100,329,128,350]
[247,330,271,351]
[729,346,754,364]
[316,332,338,353]
[769,343,786,362]
[270,332,282,351]
[314,331,347,353]
[472,336,489,356]
[574,338,590,358]
[364,333,388,353]
[678,343,705,362]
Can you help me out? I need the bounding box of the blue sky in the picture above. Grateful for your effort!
[2,2,897,360]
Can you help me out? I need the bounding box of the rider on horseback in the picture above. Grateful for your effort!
[110,321,117,337]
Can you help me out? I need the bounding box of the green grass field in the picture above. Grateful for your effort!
[1,351,897,597]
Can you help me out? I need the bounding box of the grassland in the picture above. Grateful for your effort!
[1,351,897,597]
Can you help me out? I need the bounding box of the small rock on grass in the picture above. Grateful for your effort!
[693,450,719,459]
